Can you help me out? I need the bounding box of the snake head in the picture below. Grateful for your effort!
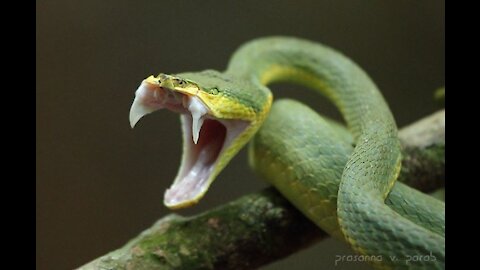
[130,71,271,209]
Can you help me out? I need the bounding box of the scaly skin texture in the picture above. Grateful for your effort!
[251,100,445,260]
[134,37,445,268]
[227,37,444,268]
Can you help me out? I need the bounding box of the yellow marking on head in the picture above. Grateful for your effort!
[197,91,258,121]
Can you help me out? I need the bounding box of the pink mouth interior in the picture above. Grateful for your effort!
[164,117,226,206]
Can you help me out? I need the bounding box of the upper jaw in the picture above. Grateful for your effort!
[129,76,210,144]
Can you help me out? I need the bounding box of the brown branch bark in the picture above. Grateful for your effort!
[79,110,445,270]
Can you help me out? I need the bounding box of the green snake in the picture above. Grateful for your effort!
[129,37,445,269]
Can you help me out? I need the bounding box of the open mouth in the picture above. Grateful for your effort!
[129,79,248,208]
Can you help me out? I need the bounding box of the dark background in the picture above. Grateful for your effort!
[37,1,444,269]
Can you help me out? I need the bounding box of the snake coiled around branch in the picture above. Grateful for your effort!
[130,36,445,269]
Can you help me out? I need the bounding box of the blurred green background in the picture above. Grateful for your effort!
[36,1,444,269]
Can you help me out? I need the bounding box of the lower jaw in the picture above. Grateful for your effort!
[163,112,251,208]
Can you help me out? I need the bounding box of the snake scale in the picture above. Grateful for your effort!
[129,37,445,269]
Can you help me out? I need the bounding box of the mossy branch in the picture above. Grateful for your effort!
[79,110,445,270]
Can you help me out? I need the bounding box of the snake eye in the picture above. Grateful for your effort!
[209,88,219,95]
[178,80,186,86]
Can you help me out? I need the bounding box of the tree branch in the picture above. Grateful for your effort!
[79,110,445,270]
